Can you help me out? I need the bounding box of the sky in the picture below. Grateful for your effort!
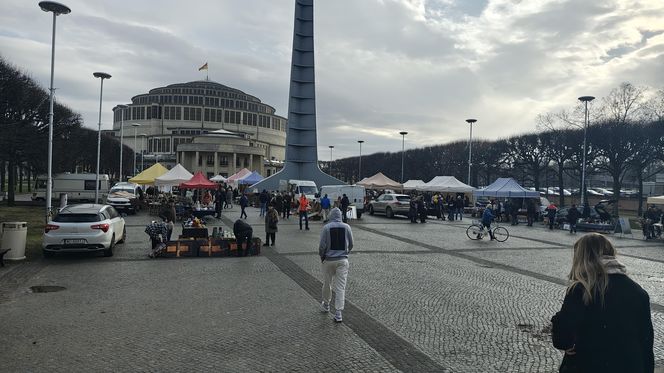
[1,0,663,160]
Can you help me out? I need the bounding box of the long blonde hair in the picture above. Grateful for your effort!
[568,233,617,305]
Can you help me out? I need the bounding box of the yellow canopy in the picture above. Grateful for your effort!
[128,163,169,185]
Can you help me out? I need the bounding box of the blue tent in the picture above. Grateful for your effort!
[240,171,264,185]
[473,178,540,198]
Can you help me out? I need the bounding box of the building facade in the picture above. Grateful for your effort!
[111,80,287,177]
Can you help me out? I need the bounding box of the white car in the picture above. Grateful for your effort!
[42,204,126,257]
[106,182,142,214]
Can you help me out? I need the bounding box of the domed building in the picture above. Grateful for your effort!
[111,80,287,178]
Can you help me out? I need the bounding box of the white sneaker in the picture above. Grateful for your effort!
[334,310,343,323]
[320,301,330,313]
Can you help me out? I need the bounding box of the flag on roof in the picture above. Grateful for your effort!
[198,62,208,71]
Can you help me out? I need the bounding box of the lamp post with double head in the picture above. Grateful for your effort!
[328,145,334,174]
[578,96,595,207]
[116,104,127,182]
[357,140,364,182]
[466,119,477,186]
[131,123,141,176]
[93,72,111,204]
[399,131,408,183]
[39,1,70,222]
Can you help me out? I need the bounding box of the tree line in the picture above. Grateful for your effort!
[331,83,664,215]
[0,57,133,206]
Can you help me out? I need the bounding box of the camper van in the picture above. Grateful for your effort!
[319,185,366,218]
[32,173,110,202]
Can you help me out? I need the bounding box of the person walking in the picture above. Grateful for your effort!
[225,187,233,209]
[239,193,249,219]
[340,193,350,223]
[263,204,279,246]
[320,193,331,222]
[417,196,427,223]
[567,204,581,234]
[551,233,653,372]
[232,218,253,257]
[298,193,309,230]
[318,207,354,323]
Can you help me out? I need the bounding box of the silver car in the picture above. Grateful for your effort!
[42,204,126,257]
[368,194,411,218]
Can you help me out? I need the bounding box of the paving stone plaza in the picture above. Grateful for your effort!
[1,206,663,372]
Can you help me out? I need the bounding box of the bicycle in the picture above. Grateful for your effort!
[466,220,509,242]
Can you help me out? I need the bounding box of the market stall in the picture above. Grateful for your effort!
[357,172,402,190]
[128,163,169,185]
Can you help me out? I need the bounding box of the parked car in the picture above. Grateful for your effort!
[368,193,411,218]
[42,204,126,257]
[592,187,614,196]
[106,182,143,214]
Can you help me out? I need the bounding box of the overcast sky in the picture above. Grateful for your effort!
[2,0,663,160]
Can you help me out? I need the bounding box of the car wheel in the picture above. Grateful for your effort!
[43,250,54,258]
[118,227,127,244]
[386,207,394,219]
[103,235,115,257]
[369,205,374,215]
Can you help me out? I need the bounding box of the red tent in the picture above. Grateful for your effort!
[179,171,218,189]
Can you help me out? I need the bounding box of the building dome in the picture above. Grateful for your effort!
[110,80,287,177]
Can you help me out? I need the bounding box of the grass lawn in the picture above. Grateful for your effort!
[0,205,45,260]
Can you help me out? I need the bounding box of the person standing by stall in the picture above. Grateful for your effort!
[263,204,279,246]
[233,219,253,257]
[214,186,225,218]
[298,193,310,230]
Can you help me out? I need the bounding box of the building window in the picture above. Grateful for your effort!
[195,108,201,121]
[216,110,222,122]
[206,155,214,165]
[219,155,228,166]
[198,155,202,166]
[183,107,190,121]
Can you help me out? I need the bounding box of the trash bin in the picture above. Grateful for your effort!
[1,222,27,261]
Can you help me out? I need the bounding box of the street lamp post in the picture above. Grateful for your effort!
[578,96,595,207]
[93,72,111,204]
[39,1,71,222]
[466,119,477,186]
[357,140,364,182]
[399,131,408,183]
[328,145,334,174]
[117,104,127,182]
[132,123,141,175]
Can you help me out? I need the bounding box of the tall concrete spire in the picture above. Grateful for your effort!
[251,0,344,191]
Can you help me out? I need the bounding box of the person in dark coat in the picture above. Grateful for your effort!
[546,203,557,230]
[233,219,253,257]
[282,192,292,219]
[409,199,418,223]
[447,196,455,221]
[526,200,536,226]
[263,204,279,246]
[567,204,581,234]
[455,195,464,221]
[340,194,350,223]
[214,186,225,218]
[551,233,653,373]
[239,193,249,219]
[259,189,269,217]
[417,197,427,223]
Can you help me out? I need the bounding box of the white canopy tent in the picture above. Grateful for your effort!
[417,176,475,193]
[210,174,227,182]
[154,164,194,188]
[402,179,425,191]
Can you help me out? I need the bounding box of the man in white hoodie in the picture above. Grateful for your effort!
[318,207,354,322]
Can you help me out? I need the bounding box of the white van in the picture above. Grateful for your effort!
[319,185,366,218]
[280,179,319,201]
[32,173,110,202]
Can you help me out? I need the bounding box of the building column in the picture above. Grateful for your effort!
[249,154,254,172]
[232,153,237,175]
[195,151,199,170]
[213,151,219,175]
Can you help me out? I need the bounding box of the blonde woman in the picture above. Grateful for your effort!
[551,233,653,372]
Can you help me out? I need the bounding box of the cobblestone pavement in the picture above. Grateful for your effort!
[1,207,663,372]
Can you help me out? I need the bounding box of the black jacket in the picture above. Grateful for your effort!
[551,274,654,373]
[233,219,253,236]
[567,207,581,223]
